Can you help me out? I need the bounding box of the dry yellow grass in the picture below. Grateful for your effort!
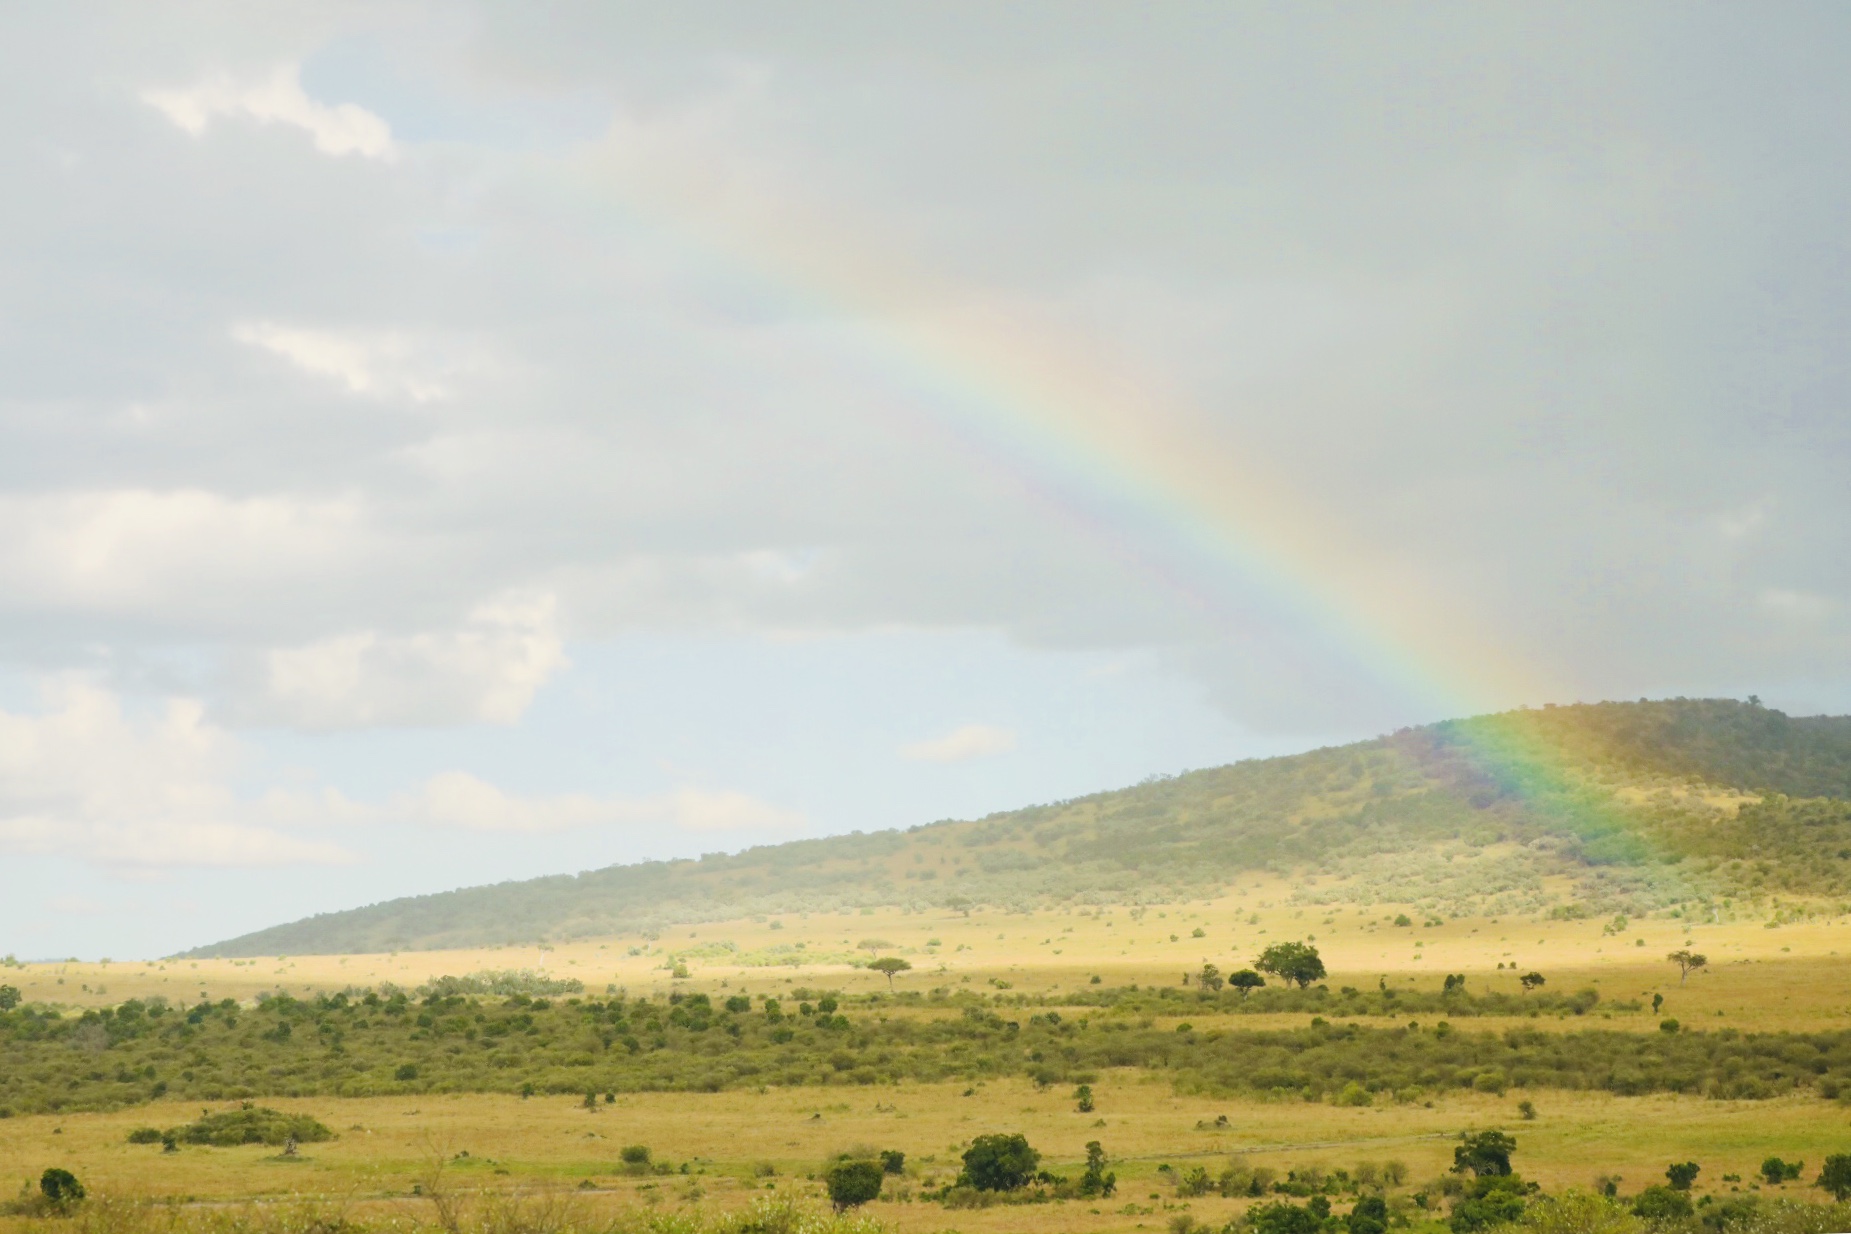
[4,1082,1848,1234]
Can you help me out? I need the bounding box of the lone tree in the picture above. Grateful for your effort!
[1518,972,1546,993]
[1453,1131,1517,1178]
[825,1160,884,1212]
[1818,1154,1851,1201]
[1255,941,1326,989]
[1667,950,1708,985]
[0,984,19,1011]
[1228,969,1266,997]
[868,956,912,991]
[958,1133,1040,1192]
[1079,1140,1116,1197]
[1199,963,1224,992]
[1665,1162,1700,1191]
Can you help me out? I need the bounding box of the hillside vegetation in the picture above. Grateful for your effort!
[190,699,1851,957]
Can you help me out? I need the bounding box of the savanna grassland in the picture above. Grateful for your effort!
[9,700,1851,1234]
[7,897,1851,1234]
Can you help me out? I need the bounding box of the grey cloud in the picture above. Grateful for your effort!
[1,3,1848,735]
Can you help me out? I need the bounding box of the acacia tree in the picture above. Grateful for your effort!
[1518,972,1545,993]
[1228,969,1265,997]
[1667,950,1708,985]
[868,956,912,991]
[1255,942,1326,989]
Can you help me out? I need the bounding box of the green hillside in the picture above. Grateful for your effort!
[188,699,1851,957]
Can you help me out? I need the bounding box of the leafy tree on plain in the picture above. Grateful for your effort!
[1453,1131,1516,1177]
[867,956,912,991]
[1199,963,1224,992]
[958,1133,1040,1191]
[825,1159,883,1211]
[1518,972,1546,993]
[1760,1156,1802,1185]
[1818,1155,1851,1201]
[1256,942,1326,989]
[1665,1161,1699,1191]
[1079,1140,1116,1197]
[1668,950,1708,984]
[1074,1083,1095,1113]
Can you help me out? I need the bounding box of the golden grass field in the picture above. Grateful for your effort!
[6,883,1851,1231]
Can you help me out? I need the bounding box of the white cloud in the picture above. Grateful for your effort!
[0,488,365,614]
[232,322,452,402]
[406,771,803,834]
[1759,588,1835,621]
[0,680,353,870]
[143,65,395,160]
[262,593,567,728]
[900,723,1017,763]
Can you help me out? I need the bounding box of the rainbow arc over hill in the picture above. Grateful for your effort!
[561,145,1655,844]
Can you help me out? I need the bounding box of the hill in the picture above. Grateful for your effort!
[187,698,1851,957]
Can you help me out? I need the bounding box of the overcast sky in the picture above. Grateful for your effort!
[3,4,1849,959]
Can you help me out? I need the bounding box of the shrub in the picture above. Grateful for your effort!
[1348,1195,1388,1234]
[1251,1200,1323,1234]
[1631,1185,1693,1220]
[177,1107,333,1147]
[1450,1175,1528,1232]
[1666,1162,1699,1191]
[39,1168,84,1205]
[126,1128,163,1144]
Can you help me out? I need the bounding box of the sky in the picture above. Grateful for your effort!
[3,3,1849,960]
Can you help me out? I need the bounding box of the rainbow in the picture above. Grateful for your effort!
[549,137,1639,837]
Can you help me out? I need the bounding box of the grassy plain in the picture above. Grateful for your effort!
[7,888,1851,1232]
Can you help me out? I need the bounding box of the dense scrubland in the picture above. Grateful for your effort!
[6,977,1843,1119]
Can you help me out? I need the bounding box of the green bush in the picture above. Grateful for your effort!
[39,1168,84,1205]
[1631,1185,1693,1220]
[176,1107,334,1147]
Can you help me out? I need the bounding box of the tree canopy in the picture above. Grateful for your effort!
[1256,941,1326,989]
